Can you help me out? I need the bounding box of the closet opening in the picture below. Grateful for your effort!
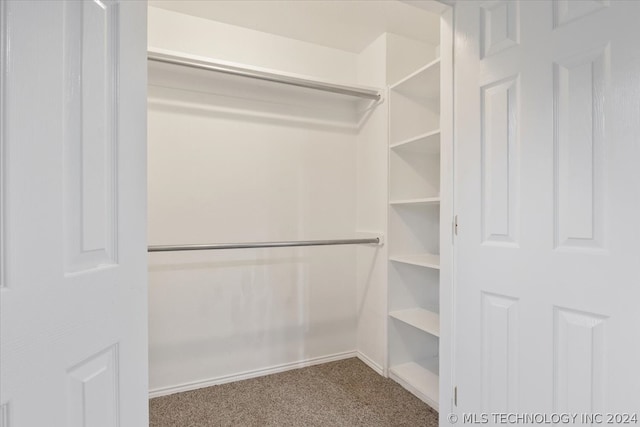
[146,0,452,422]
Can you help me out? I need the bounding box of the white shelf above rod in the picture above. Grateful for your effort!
[148,50,382,101]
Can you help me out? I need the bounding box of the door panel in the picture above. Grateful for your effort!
[0,1,148,426]
[64,0,119,273]
[455,0,640,419]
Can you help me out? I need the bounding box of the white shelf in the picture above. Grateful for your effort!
[389,308,440,337]
[390,58,440,103]
[389,197,440,206]
[149,48,381,101]
[390,253,440,269]
[390,130,440,153]
[389,359,439,409]
[147,48,381,128]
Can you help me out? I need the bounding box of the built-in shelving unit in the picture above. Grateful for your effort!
[387,50,441,410]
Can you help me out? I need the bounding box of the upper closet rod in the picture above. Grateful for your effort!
[148,237,380,252]
[148,51,381,101]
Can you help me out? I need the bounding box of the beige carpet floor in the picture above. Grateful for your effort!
[150,358,439,427]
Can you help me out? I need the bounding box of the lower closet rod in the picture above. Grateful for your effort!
[148,238,380,252]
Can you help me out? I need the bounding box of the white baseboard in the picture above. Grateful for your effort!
[149,350,357,399]
[356,351,384,376]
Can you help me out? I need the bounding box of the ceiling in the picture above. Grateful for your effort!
[148,0,441,53]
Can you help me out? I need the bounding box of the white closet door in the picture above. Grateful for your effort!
[0,1,148,426]
[454,0,640,418]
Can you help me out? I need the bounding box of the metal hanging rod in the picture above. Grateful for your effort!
[148,237,380,252]
[148,51,381,101]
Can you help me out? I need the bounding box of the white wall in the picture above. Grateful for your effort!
[148,6,357,84]
[147,6,438,395]
[355,34,389,374]
[387,33,438,85]
[147,7,363,395]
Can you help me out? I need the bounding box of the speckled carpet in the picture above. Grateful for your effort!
[149,357,439,427]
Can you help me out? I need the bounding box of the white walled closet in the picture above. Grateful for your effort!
[146,0,451,414]
[6,1,640,423]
